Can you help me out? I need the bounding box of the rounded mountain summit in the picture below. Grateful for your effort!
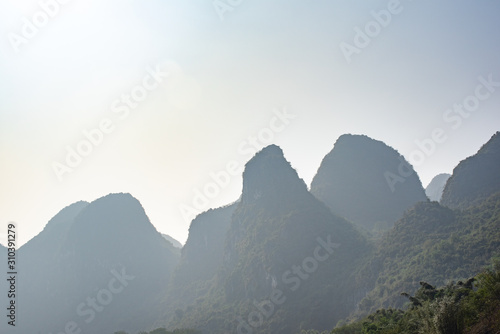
[310,134,427,231]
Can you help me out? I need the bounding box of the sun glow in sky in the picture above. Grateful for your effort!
[1,0,499,246]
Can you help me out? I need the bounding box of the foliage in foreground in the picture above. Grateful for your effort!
[356,193,500,315]
[113,328,200,334]
[320,261,500,334]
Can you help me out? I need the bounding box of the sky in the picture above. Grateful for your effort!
[1,0,499,247]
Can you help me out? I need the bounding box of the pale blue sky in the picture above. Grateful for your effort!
[1,0,499,246]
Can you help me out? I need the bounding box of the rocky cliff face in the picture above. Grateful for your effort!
[167,202,236,309]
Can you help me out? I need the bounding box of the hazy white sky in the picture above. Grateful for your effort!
[1,0,499,246]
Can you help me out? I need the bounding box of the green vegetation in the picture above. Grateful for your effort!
[166,145,370,333]
[327,261,500,334]
[13,132,500,334]
[161,138,500,334]
[355,193,500,316]
[113,329,200,334]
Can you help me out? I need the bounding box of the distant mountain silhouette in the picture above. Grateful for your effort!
[162,234,183,249]
[170,145,370,334]
[14,200,88,333]
[16,193,179,334]
[311,134,427,231]
[5,132,500,334]
[425,173,451,201]
[441,131,500,209]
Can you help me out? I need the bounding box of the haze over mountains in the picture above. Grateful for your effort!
[311,134,427,232]
[8,194,180,334]
[168,145,369,332]
[163,234,183,249]
[425,173,451,202]
[3,131,500,334]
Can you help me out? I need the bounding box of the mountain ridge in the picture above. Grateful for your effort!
[6,131,500,334]
[167,144,370,333]
[441,131,500,209]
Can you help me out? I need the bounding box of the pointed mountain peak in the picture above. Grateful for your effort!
[242,145,307,203]
[245,144,285,167]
